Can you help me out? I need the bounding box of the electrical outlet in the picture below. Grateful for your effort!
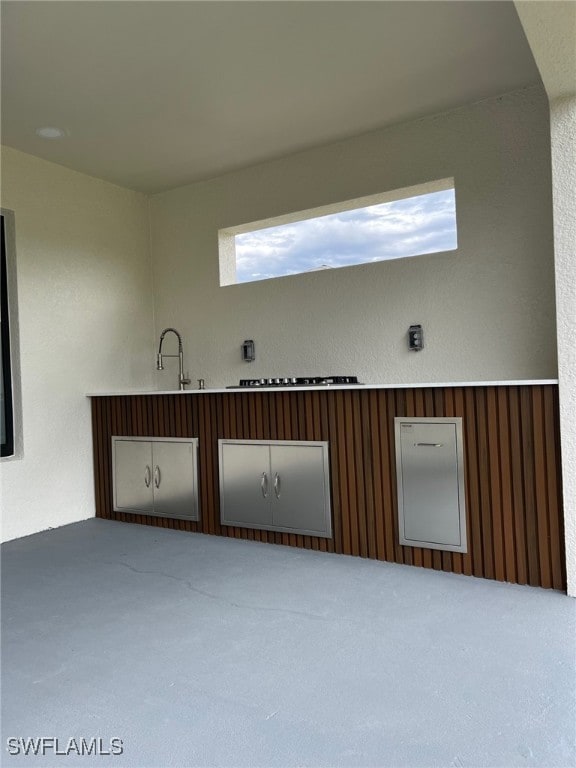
[408,324,424,351]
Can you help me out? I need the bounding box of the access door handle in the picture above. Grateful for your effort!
[273,472,281,499]
[260,472,269,498]
[154,465,161,489]
[415,442,443,448]
[144,465,151,488]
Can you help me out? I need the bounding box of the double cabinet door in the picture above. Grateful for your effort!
[112,436,199,521]
[219,440,332,538]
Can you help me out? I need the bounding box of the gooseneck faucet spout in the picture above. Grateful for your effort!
[156,328,191,391]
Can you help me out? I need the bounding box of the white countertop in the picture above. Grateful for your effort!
[87,379,558,397]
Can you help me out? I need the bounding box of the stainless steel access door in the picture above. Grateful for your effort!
[112,436,200,520]
[152,441,198,519]
[219,442,272,528]
[270,444,331,535]
[395,418,467,553]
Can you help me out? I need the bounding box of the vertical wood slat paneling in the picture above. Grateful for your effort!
[476,389,494,580]
[91,385,565,590]
[533,387,552,589]
[509,388,528,585]
[544,387,565,589]
[370,390,385,562]
[521,388,540,586]
[487,387,505,583]
[497,388,516,585]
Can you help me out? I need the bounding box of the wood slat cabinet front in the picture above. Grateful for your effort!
[92,386,566,590]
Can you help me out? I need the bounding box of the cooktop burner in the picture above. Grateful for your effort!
[227,376,361,388]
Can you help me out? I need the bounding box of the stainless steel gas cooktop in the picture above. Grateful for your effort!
[227,376,361,388]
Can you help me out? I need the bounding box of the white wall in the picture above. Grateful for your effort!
[0,147,155,542]
[515,1,575,595]
[550,96,576,595]
[150,87,556,390]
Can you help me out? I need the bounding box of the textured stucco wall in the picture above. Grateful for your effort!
[150,87,556,391]
[550,96,576,595]
[516,1,576,594]
[0,147,155,542]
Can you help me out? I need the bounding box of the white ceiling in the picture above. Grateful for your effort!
[1,1,541,194]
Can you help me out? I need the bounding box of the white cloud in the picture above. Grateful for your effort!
[235,189,457,283]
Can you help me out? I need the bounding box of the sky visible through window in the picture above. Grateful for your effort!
[235,188,457,284]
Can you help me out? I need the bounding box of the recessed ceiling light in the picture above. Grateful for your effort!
[35,126,67,139]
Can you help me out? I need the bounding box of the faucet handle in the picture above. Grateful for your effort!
[179,375,191,391]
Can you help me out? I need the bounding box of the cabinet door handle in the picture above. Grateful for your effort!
[261,472,269,498]
[144,465,151,488]
[154,465,161,489]
[274,472,281,499]
[415,442,443,448]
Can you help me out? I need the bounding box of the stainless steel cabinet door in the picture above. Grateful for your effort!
[396,420,467,552]
[113,440,154,513]
[271,444,330,536]
[220,442,272,528]
[152,441,199,520]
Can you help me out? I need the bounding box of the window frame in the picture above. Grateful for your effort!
[1,209,22,460]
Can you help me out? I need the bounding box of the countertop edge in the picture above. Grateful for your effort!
[87,379,559,397]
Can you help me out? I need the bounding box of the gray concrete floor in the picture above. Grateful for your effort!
[1,519,575,768]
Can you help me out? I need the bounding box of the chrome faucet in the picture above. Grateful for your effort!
[156,328,191,391]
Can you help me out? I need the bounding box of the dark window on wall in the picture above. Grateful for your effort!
[1,214,15,457]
